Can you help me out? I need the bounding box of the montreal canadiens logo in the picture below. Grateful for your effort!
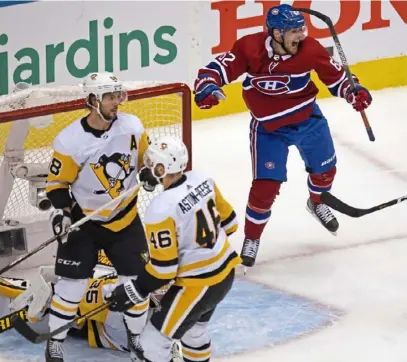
[250,75,291,95]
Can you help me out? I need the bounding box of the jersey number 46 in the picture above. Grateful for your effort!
[195,198,221,249]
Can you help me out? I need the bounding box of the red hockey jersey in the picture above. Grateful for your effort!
[198,32,356,132]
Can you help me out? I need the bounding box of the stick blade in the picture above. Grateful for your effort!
[10,314,41,344]
[320,192,361,218]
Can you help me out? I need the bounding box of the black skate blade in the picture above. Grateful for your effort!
[10,314,42,344]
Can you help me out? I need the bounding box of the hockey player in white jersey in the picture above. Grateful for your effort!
[105,136,242,362]
[44,72,157,361]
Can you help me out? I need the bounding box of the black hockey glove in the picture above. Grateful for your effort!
[139,167,159,192]
[50,209,72,244]
[105,280,148,312]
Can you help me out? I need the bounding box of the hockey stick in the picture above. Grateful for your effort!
[320,192,407,218]
[0,307,27,334]
[292,7,375,142]
[0,182,143,275]
[11,301,113,343]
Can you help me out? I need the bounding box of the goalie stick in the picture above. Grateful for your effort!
[11,301,113,343]
[292,7,375,142]
[0,307,28,334]
[0,182,143,275]
[320,192,407,218]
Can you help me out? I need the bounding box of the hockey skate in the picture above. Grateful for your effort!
[45,339,64,362]
[171,342,183,362]
[240,238,260,267]
[306,198,339,235]
[127,332,143,362]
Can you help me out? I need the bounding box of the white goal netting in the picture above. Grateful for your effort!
[0,81,191,226]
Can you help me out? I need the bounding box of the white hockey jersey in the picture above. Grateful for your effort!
[143,171,241,287]
[46,112,149,231]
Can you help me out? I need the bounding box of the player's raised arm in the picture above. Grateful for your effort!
[194,38,249,109]
[313,40,372,112]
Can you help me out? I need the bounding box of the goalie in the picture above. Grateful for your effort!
[0,261,181,360]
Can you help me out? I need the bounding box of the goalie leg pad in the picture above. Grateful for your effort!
[8,273,52,321]
[308,166,336,203]
[245,179,281,240]
[48,277,88,341]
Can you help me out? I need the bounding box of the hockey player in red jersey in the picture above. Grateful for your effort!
[194,4,372,267]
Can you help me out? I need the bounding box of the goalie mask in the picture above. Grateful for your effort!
[143,136,188,180]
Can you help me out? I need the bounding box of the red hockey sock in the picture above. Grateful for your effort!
[245,179,281,240]
[308,166,336,203]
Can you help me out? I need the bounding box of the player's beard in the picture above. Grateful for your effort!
[100,107,117,122]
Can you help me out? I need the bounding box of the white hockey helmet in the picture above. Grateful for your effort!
[144,135,189,178]
[83,72,127,104]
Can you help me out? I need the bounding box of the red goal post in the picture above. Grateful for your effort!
[0,81,192,228]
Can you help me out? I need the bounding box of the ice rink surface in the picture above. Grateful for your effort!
[1,86,407,361]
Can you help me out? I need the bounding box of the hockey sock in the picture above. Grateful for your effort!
[308,166,336,204]
[181,340,211,362]
[48,278,88,340]
[123,295,149,335]
[244,179,281,240]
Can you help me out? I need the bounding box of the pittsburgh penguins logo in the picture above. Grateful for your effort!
[90,153,135,198]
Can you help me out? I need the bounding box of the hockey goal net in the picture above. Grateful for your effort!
[0,81,192,227]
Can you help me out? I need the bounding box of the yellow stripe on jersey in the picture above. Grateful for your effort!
[175,253,241,287]
[146,263,177,280]
[82,192,138,219]
[178,241,230,274]
[161,286,208,338]
[101,203,138,232]
[46,150,80,193]
[145,217,179,280]
[214,183,238,235]
[45,183,70,193]
[137,131,150,169]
